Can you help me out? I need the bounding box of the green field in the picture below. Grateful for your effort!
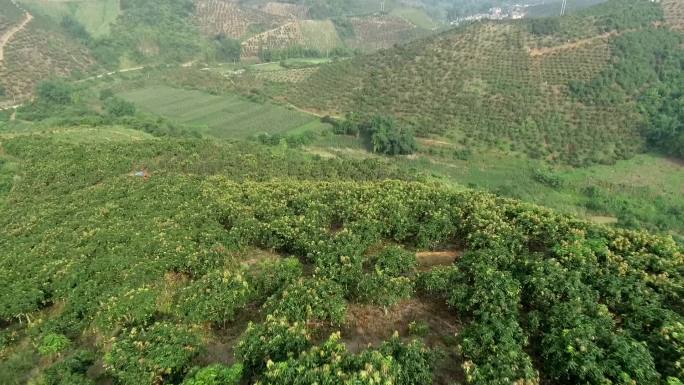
[118,86,321,139]
[20,0,119,37]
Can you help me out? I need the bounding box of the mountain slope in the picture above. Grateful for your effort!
[286,0,680,165]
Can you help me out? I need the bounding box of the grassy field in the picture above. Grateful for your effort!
[20,0,119,37]
[118,86,321,139]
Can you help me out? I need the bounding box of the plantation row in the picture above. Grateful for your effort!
[194,0,285,39]
[0,20,98,104]
[344,15,428,52]
[662,0,684,31]
[0,135,682,384]
[287,0,673,165]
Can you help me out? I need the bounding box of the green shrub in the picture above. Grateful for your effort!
[408,320,429,337]
[257,333,434,385]
[41,350,96,385]
[528,17,561,36]
[235,316,311,374]
[37,333,71,357]
[182,363,243,385]
[175,270,252,326]
[532,167,564,189]
[373,246,417,276]
[95,286,157,331]
[262,278,346,325]
[246,257,303,302]
[104,97,137,117]
[104,322,201,385]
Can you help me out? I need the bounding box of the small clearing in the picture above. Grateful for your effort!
[528,31,618,57]
[341,298,464,384]
[416,250,462,270]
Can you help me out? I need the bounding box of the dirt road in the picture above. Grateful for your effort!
[0,9,33,62]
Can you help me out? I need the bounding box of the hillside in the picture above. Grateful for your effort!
[240,19,343,58]
[344,14,430,52]
[286,0,681,165]
[0,127,682,385]
[195,0,287,39]
[0,5,98,107]
[18,0,120,37]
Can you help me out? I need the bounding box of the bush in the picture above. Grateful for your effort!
[532,167,564,189]
[182,363,243,385]
[235,316,311,374]
[366,116,417,156]
[262,278,346,325]
[257,333,434,385]
[104,97,136,117]
[174,270,252,326]
[104,322,201,385]
[246,257,303,302]
[95,286,157,331]
[37,333,71,357]
[36,80,74,105]
[41,350,96,385]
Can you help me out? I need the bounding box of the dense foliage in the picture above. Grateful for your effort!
[569,27,684,157]
[0,132,680,384]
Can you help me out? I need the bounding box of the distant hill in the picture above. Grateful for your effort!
[195,0,287,40]
[286,0,682,165]
[0,1,98,107]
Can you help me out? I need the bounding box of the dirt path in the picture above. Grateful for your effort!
[0,9,33,62]
[528,31,618,57]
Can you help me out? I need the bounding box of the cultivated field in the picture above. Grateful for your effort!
[118,85,319,138]
[341,14,432,52]
[0,20,97,104]
[662,0,684,30]
[194,0,285,39]
[241,19,342,58]
[287,1,665,166]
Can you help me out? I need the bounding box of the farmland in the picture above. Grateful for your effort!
[0,16,98,106]
[118,85,321,138]
[0,1,683,385]
[0,128,681,385]
[287,0,673,166]
[194,0,286,39]
[240,19,343,58]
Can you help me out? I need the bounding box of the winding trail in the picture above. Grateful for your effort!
[0,6,33,62]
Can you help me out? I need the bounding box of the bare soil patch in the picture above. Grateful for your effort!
[416,250,462,270]
[341,297,464,384]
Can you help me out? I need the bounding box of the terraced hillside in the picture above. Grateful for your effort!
[0,0,24,38]
[662,0,684,31]
[259,1,309,19]
[195,0,286,39]
[287,0,679,165]
[0,13,97,106]
[241,19,342,57]
[345,14,429,52]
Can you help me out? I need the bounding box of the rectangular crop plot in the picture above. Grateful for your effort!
[118,86,318,139]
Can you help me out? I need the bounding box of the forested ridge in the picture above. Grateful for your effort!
[0,134,682,385]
